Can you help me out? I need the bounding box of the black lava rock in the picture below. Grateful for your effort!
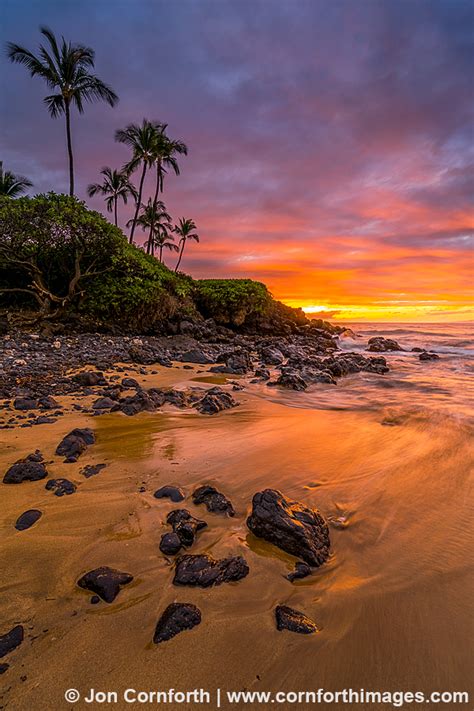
[13,397,37,411]
[287,561,312,582]
[0,626,24,658]
[173,553,249,588]
[275,605,318,634]
[45,478,76,496]
[153,603,201,644]
[77,566,133,603]
[247,489,330,567]
[15,509,42,531]
[194,387,238,415]
[192,485,235,516]
[3,453,48,484]
[154,485,186,502]
[159,532,183,555]
[73,371,107,386]
[367,337,403,352]
[55,428,95,462]
[80,463,107,478]
[166,509,207,547]
[419,351,440,361]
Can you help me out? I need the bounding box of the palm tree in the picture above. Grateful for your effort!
[0,162,32,197]
[127,199,175,260]
[174,218,200,272]
[154,229,179,264]
[147,124,187,252]
[7,27,118,196]
[87,167,136,227]
[115,119,157,244]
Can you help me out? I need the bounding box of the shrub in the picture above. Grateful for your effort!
[194,279,271,326]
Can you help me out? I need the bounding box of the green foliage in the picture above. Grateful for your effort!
[0,193,124,308]
[82,242,195,331]
[195,279,271,326]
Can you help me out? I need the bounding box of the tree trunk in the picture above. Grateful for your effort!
[175,240,185,272]
[147,160,161,254]
[65,102,74,196]
[129,163,147,244]
[114,197,118,227]
[159,245,163,263]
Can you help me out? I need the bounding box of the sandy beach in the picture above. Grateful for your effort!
[1,352,473,710]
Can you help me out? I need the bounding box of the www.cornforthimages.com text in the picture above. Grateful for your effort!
[64,687,470,707]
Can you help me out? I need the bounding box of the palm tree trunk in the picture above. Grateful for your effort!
[129,163,147,244]
[159,245,163,263]
[147,161,161,254]
[65,102,74,196]
[114,197,118,227]
[175,239,185,272]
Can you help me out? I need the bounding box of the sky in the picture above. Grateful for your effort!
[1,0,473,322]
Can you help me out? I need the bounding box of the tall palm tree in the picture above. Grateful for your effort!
[0,162,32,197]
[115,119,157,244]
[87,167,136,227]
[7,27,118,196]
[147,124,187,251]
[174,218,200,272]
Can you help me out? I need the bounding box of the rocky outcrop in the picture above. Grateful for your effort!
[286,561,312,582]
[419,351,440,361]
[153,603,202,644]
[194,387,238,415]
[160,509,208,554]
[367,337,403,352]
[247,489,330,567]
[275,605,318,634]
[173,553,249,587]
[77,566,133,603]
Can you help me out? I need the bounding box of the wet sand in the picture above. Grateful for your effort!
[1,364,473,709]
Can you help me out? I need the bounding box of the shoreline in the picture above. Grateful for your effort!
[1,330,473,709]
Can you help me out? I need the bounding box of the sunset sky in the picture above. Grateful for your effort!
[1,0,473,321]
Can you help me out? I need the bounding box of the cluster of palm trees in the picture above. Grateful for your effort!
[4,26,200,272]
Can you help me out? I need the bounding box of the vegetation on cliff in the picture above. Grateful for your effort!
[0,193,309,334]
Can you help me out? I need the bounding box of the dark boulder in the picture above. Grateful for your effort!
[13,397,37,411]
[419,351,440,361]
[3,453,48,484]
[121,377,140,389]
[45,478,76,496]
[55,428,95,462]
[81,463,107,478]
[73,371,107,386]
[166,509,207,547]
[367,337,403,352]
[260,347,284,365]
[153,603,202,644]
[192,485,235,516]
[159,532,183,556]
[246,489,330,567]
[173,553,249,588]
[0,626,24,658]
[15,509,42,531]
[179,349,214,365]
[268,370,307,391]
[287,561,312,582]
[92,397,116,410]
[254,366,271,380]
[194,387,238,415]
[275,605,318,634]
[38,396,60,409]
[154,485,185,502]
[77,566,133,603]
